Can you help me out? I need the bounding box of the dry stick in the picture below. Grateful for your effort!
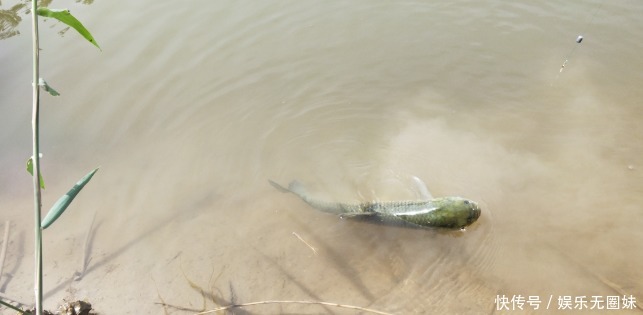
[292,232,317,255]
[179,262,207,312]
[0,221,9,280]
[155,302,199,313]
[151,277,170,315]
[195,300,395,315]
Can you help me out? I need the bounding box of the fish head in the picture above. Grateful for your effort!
[453,197,482,228]
[423,197,482,229]
[393,197,481,229]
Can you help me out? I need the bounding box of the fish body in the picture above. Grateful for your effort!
[269,180,481,230]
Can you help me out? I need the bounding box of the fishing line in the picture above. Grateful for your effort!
[552,1,605,84]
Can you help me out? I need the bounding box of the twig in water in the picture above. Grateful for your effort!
[0,221,10,280]
[151,276,170,315]
[180,262,207,312]
[196,300,394,315]
[155,302,200,313]
[292,232,317,255]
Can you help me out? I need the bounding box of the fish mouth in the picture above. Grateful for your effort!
[467,203,482,225]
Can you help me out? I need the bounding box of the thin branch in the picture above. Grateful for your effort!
[195,300,395,315]
[292,232,317,255]
[155,302,200,313]
[151,277,170,315]
[0,221,10,279]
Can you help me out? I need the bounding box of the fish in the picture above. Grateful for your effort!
[268,178,481,230]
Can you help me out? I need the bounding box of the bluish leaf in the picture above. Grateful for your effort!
[38,78,60,96]
[42,168,99,229]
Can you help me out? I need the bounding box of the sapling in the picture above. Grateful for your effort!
[0,2,101,315]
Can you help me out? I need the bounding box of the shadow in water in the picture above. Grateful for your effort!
[42,192,215,301]
[253,247,335,314]
[288,213,377,302]
[156,266,253,315]
[0,229,25,297]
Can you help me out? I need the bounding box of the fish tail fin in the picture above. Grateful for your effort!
[268,179,290,193]
[269,179,346,214]
[268,179,309,200]
[287,180,308,197]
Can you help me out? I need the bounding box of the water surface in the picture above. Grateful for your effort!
[1,0,642,314]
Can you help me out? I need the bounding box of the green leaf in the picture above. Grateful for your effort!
[26,156,46,189]
[41,168,99,229]
[36,7,101,50]
[38,78,60,96]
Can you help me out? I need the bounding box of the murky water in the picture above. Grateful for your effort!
[1,0,642,314]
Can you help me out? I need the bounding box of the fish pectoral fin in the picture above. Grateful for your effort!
[339,212,377,219]
[411,176,433,200]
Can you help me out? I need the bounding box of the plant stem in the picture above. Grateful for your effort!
[30,1,43,315]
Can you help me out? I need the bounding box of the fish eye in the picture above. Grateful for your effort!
[463,200,469,204]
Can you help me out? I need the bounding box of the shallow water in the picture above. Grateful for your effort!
[1,0,642,314]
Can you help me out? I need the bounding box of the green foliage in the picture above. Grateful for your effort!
[26,3,101,313]
[36,7,100,50]
[41,168,99,229]
[26,156,45,189]
[38,78,60,96]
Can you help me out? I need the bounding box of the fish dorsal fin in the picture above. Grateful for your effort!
[411,176,433,200]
